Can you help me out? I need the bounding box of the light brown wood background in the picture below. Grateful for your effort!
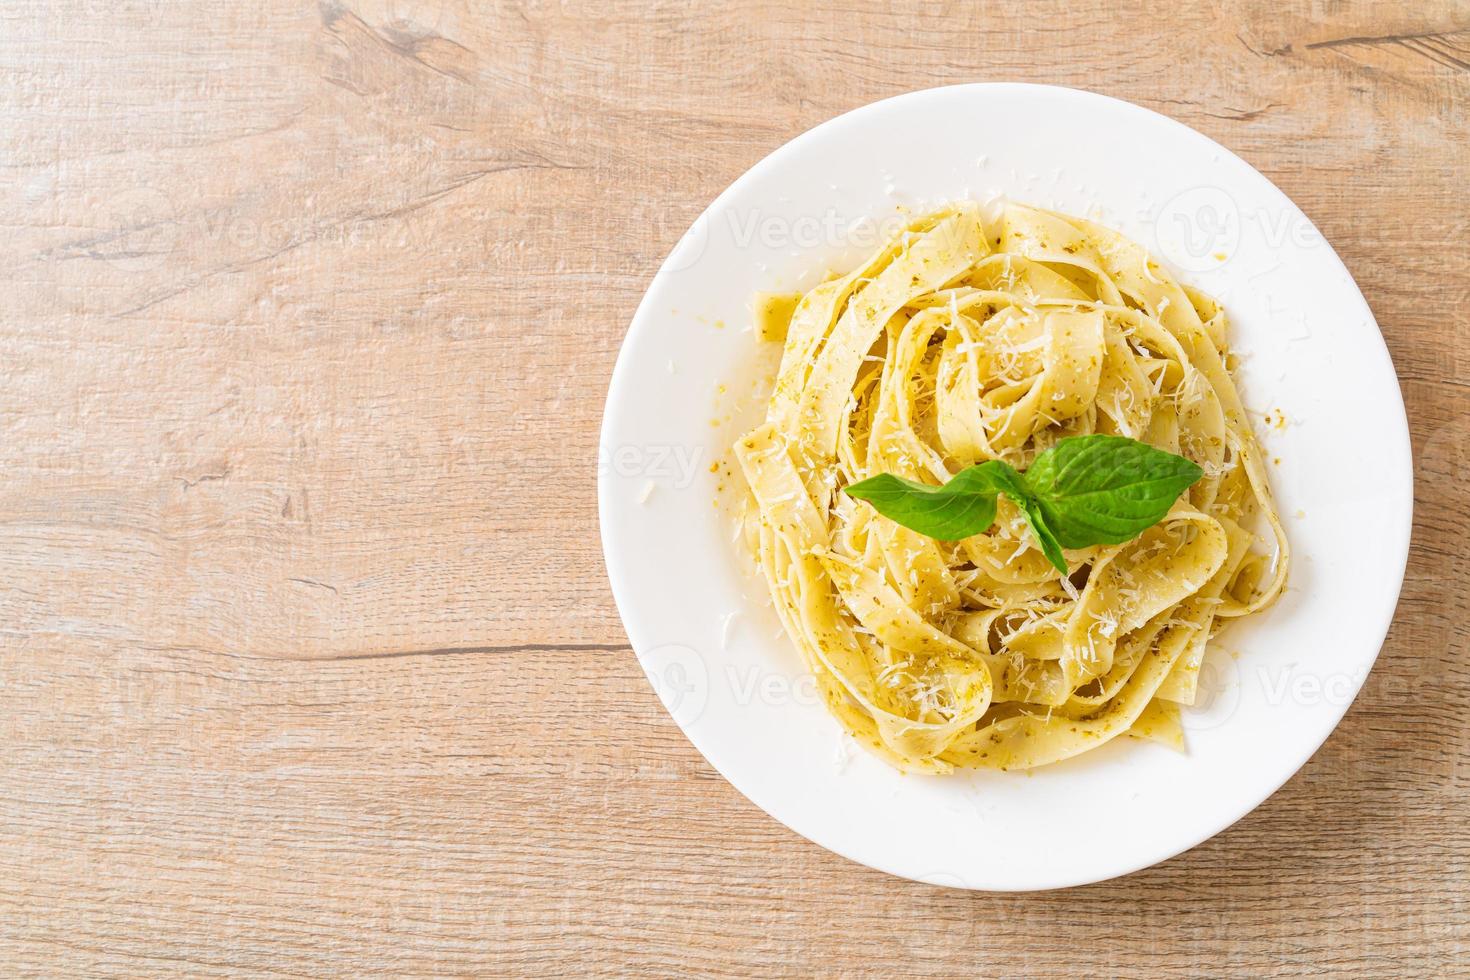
[1,0,1466,975]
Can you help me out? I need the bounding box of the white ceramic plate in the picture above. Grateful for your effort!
[598,84,1412,890]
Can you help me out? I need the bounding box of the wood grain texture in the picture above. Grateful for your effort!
[1,0,1467,975]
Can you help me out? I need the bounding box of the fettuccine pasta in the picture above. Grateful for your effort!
[734,202,1288,774]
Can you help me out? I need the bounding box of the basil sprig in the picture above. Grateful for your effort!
[843,435,1203,573]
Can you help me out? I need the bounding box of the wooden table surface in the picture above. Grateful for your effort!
[3,1,1467,975]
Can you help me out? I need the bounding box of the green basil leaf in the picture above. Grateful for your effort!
[842,435,1200,574]
[1024,434,1203,549]
[1013,496,1068,573]
[951,462,1071,574]
[843,461,1070,573]
[843,461,1019,541]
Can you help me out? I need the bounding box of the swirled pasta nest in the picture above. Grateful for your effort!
[735,202,1288,773]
